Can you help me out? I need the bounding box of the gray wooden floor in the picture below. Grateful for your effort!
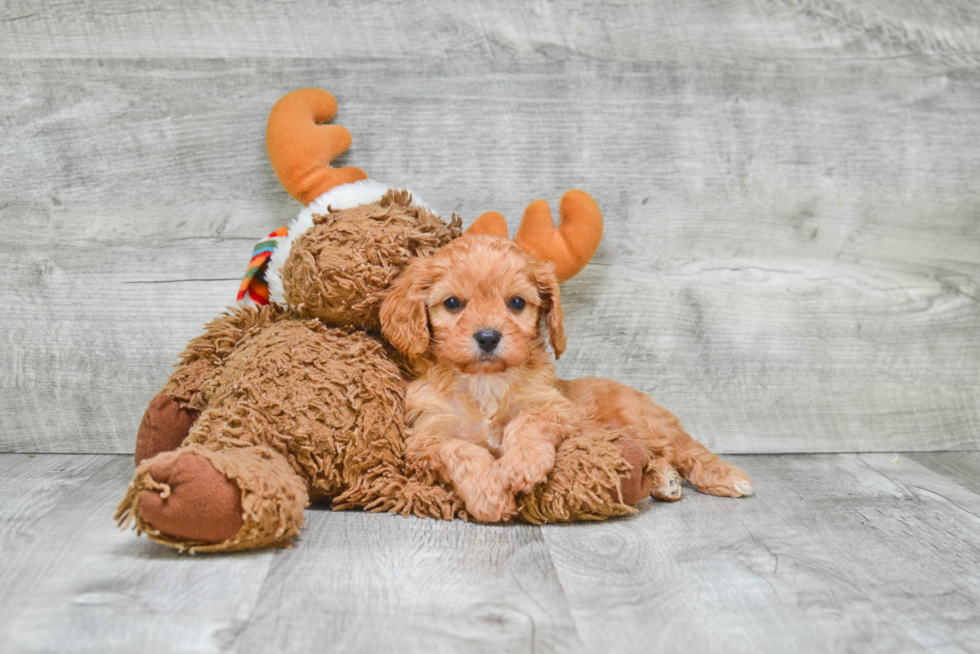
[2,452,979,653]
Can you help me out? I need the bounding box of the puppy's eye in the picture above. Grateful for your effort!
[508,297,526,311]
[443,296,463,311]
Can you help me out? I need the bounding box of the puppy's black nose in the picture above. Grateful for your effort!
[474,329,502,353]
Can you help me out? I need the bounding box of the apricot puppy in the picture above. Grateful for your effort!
[380,234,752,522]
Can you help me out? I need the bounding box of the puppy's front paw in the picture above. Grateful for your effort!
[457,468,518,523]
[500,452,555,496]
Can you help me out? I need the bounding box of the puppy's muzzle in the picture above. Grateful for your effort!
[474,329,502,354]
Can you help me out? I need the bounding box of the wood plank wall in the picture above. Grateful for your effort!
[2,1,978,453]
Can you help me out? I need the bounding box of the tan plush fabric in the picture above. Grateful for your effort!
[162,305,292,412]
[281,191,461,331]
[518,429,637,524]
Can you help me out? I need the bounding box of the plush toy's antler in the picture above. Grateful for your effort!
[465,190,603,283]
[465,211,509,238]
[514,190,603,282]
[266,88,368,205]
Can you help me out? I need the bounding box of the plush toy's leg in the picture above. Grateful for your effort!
[133,306,291,466]
[517,430,643,524]
[614,437,682,503]
[133,305,290,465]
[135,452,242,542]
[134,394,199,464]
[116,443,308,553]
[333,469,466,521]
[615,437,654,505]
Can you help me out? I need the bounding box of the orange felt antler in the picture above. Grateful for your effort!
[463,190,603,283]
[266,88,368,205]
[513,190,604,283]
[465,211,509,238]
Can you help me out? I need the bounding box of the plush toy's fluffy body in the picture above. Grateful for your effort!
[115,88,741,553]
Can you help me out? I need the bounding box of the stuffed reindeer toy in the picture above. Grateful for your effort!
[116,88,750,553]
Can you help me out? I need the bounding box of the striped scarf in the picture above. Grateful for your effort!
[236,226,289,305]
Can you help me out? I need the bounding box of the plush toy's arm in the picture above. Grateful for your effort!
[161,305,287,410]
[135,305,289,465]
[465,190,604,283]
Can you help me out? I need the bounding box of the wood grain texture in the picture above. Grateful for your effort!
[0,456,277,654]
[0,454,112,558]
[2,1,979,453]
[3,238,250,453]
[2,0,978,65]
[746,453,980,652]
[541,460,927,653]
[544,452,980,653]
[235,512,580,653]
[4,453,980,652]
[910,452,980,497]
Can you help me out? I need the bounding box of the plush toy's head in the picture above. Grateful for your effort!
[278,191,460,331]
[241,88,604,333]
[237,88,464,330]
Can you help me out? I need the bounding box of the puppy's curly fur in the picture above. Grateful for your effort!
[381,235,752,521]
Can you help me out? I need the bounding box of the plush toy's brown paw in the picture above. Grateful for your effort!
[135,394,199,465]
[137,454,243,543]
[614,438,654,505]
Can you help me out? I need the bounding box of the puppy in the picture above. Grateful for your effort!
[380,234,752,521]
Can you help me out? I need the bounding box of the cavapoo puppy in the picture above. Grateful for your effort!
[380,234,752,522]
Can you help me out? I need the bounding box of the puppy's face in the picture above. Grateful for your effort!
[426,242,543,374]
[381,235,566,373]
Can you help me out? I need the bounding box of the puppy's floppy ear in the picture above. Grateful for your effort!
[380,256,436,357]
[530,259,567,359]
